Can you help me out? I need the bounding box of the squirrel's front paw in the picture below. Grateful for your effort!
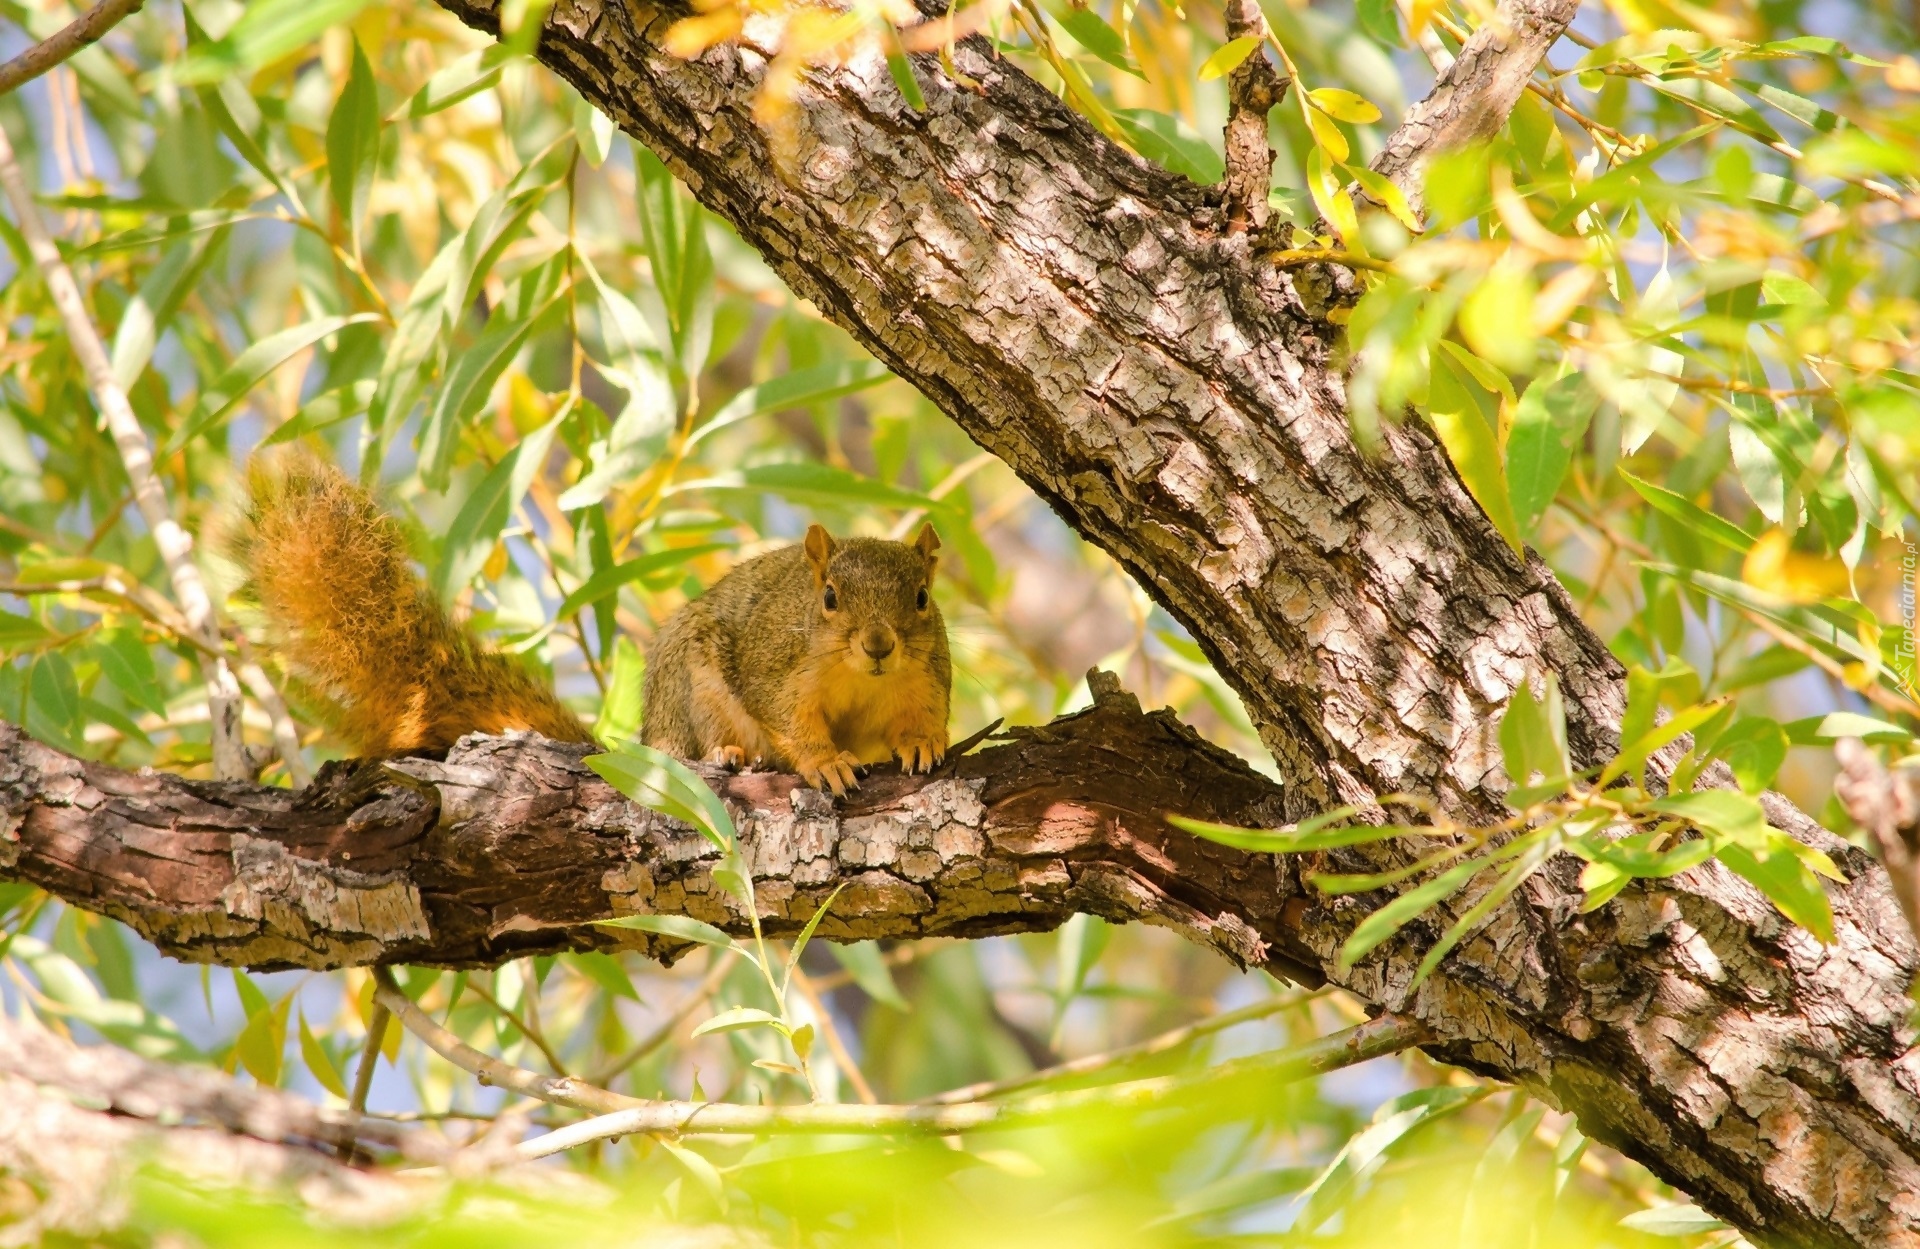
[796,750,861,797]
[704,745,748,770]
[893,736,947,775]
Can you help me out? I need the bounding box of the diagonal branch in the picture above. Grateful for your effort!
[0,0,144,97]
[1370,0,1580,207]
[0,120,249,780]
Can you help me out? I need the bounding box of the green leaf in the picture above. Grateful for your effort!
[1648,788,1772,848]
[1337,856,1491,971]
[1707,716,1789,793]
[886,49,927,110]
[572,94,616,168]
[586,744,737,852]
[1345,164,1423,234]
[1428,349,1524,555]
[561,951,641,1001]
[1355,0,1400,42]
[783,884,847,990]
[259,380,375,448]
[166,315,379,453]
[1507,373,1597,538]
[299,1009,348,1098]
[1716,835,1835,942]
[1198,37,1261,81]
[1309,88,1382,124]
[29,652,81,740]
[828,941,908,1011]
[688,360,894,450]
[556,544,728,623]
[326,38,381,255]
[433,406,567,600]
[1783,711,1913,745]
[1619,469,1755,554]
[1720,645,1811,692]
[1413,834,1555,983]
[1759,271,1825,308]
[419,257,570,489]
[593,912,737,950]
[1600,700,1724,788]
[407,44,514,116]
[1111,109,1224,184]
[1056,8,1145,78]
[691,1005,786,1038]
[1619,1205,1731,1237]
[712,462,951,516]
[1499,674,1570,793]
[1170,808,1412,853]
[0,613,50,656]
[595,636,646,748]
[658,1138,725,1200]
[174,0,380,83]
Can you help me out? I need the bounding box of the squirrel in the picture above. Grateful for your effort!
[231,451,950,794]
[641,523,950,795]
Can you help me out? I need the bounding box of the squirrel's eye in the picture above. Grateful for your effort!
[823,585,838,612]
[915,586,929,611]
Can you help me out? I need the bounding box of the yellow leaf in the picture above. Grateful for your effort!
[1306,149,1361,244]
[1309,88,1382,124]
[1407,0,1442,40]
[1346,164,1422,233]
[1458,261,1540,374]
[663,8,742,56]
[1199,36,1261,81]
[1304,104,1350,163]
[1741,529,1851,603]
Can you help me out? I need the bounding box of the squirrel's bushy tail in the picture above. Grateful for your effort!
[231,451,590,756]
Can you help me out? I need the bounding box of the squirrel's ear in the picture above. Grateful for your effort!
[804,524,836,580]
[913,523,941,564]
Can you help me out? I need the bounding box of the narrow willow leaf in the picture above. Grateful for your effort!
[593,912,737,949]
[687,360,893,450]
[1346,164,1422,233]
[691,1006,787,1038]
[1716,838,1835,942]
[1429,351,1524,555]
[1111,109,1224,184]
[433,407,566,600]
[1198,37,1261,81]
[783,884,847,990]
[1336,857,1491,971]
[165,314,378,453]
[1056,8,1146,78]
[587,744,738,851]
[1170,811,1413,853]
[407,44,514,116]
[1507,373,1597,538]
[829,942,908,1010]
[1620,469,1755,553]
[1598,700,1724,788]
[1414,833,1556,983]
[1498,673,1570,793]
[594,636,646,748]
[299,1009,348,1098]
[326,38,380,254]
[1309,88,1382,124]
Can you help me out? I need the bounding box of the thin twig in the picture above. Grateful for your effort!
[0,121,248,779]
[0,0,143,97]
[588,948,741,1086]
[921,987,1324,1105]
[465,978,570,1076]
[790,964,877,1105]
[376,967,1426,1148]
[340,1000,390,1161]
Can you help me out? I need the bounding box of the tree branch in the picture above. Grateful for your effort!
[1219,0,1284,233]
[0,119,248,780]
[0,0,143,97]
[1371,0,1579,208]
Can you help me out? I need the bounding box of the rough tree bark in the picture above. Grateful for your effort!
[2,0,1914,1242]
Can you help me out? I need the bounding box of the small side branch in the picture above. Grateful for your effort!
[0,123,249,780]
[376,967,1423,1152]
[1220,0,1285,233]
[0,0,144,97]
[1370,0,1579,210]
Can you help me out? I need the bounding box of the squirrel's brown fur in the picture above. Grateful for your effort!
[642,523,950,795]
[229,451,590,756]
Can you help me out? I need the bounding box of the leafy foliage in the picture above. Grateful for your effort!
[0,0,1913,1243]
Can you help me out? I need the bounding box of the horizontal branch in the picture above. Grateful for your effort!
[0,0,144,97]
[371,967,1424,1151]
[0,683,1312,978]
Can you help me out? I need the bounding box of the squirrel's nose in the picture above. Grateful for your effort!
[861,627,896,661]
